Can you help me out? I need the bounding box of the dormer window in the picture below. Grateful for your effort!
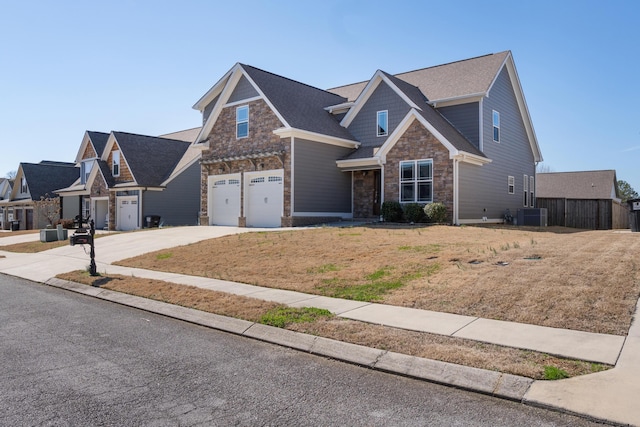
[112,151,121,177]
[236,105,249,138]
[377,110,388,137]
[492,110,500,142]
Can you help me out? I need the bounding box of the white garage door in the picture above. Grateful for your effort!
[245,170,284,228]
[117,196,138,231]
[208,173,241,226]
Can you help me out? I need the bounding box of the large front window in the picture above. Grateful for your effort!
[400,159,433,203]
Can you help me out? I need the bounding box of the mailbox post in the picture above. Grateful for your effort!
[70,218,98,276]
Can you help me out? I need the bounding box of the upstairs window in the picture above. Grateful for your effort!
[523,174,529,207]
[236,105,249,138]
[493,110,500,142]
[400,159,433,203]
[112,151,121,177]
[81,160,93,184]
[20,176,28,194]
[377,110,388,137]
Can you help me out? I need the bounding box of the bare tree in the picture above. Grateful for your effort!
[35,194,61,227]
[536,163,554,174]
[6,170,17,180]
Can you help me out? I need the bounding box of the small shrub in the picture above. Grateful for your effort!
[381,201,403,222]
[403,203,426,223]
[424,202,448,223]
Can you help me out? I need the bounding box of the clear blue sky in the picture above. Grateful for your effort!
[1,0,639,192]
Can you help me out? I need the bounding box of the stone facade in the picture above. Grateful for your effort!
[384,120,454,221]
[107,141,134,184]
[353,171,379,219]
[200,99,292,226]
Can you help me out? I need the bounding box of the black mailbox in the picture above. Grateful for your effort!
[70,229,92,246]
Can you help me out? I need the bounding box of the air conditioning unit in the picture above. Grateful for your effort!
[517,208,548,227]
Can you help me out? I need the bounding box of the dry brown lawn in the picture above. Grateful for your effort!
[116,225,640,335]
[57,270,611,380]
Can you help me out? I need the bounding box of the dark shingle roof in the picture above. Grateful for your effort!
[536,171,619,200]
[87,131,110,156]
[112,132,191,187]
[241,64,357,141]
[329,52,510,102]
[21,161,79,200]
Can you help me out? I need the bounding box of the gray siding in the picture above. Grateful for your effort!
[293,139,352,213]
[142,162,201,226]
[228,75,259,104]
[437,102,480,149]
[347,83,411,148]
[458,67,536,221]
[61,195,81,220]
[202,94,219,126]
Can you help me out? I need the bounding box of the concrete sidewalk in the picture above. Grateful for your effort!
[1,226,638,425]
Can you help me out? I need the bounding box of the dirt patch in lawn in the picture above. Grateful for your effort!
[116,225,640,336]
[56,270,611,380]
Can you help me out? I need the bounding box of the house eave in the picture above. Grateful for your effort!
[336,157,381,171]
[274,128,360,149]
[453,152,492,166]
[428,93,485,108]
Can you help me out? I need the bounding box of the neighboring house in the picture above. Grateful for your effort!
[536,170,629,229]
[0,161,78,230]
[56,129,202,231]
[0,178,13,230]
[192,50,542,227]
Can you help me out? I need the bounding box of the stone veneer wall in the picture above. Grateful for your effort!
[384,120,454,222]
[353,171,377,219]
[199,99,291,226]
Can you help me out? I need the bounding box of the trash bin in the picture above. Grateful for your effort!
[11,221,19,231]
[145,215,161,228]
[628,199,640,232]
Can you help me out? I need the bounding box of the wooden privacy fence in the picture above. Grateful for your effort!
[536,198,630,230]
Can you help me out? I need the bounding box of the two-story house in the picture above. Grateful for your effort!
[192,50,541,227]
[56,128,202,231]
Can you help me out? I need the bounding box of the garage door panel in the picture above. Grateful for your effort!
[117,197,138,231]
[209,174,240,226]
[245,170,283,228]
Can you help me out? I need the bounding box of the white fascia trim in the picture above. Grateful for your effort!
[161,152,202,187]
[428,93,485,108]
[74,132,92,163]
[487,53,542,163]
[324,101,355,114]
[336,157,380,170]
[224,96,262,108]
[192,66,236,111]
[293,212,353,218]
[377,110,458,162]
[56,189,89,197]
[194,65,244,144]
[340,71,422,128]
[273,128,359,149]
[453,152,492,166]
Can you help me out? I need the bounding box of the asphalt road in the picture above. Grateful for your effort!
[0,274,602,426]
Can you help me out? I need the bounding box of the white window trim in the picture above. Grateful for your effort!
[112,151,121,177]
[377,110,388,137]
[523,174,529,207]
[493,110,500,143]
[399,159,433,203]
[530,175,535,208]
[508,176,515,194]
[236,105,249,139]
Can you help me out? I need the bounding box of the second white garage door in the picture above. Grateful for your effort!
[245,170,284,228]
[208,174,241,226]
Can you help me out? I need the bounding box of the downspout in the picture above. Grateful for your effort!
[453,158,459,225]
[290,137,295,217]
[378,157,385,221]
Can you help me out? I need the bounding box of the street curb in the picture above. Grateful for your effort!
[45,277,534,401]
